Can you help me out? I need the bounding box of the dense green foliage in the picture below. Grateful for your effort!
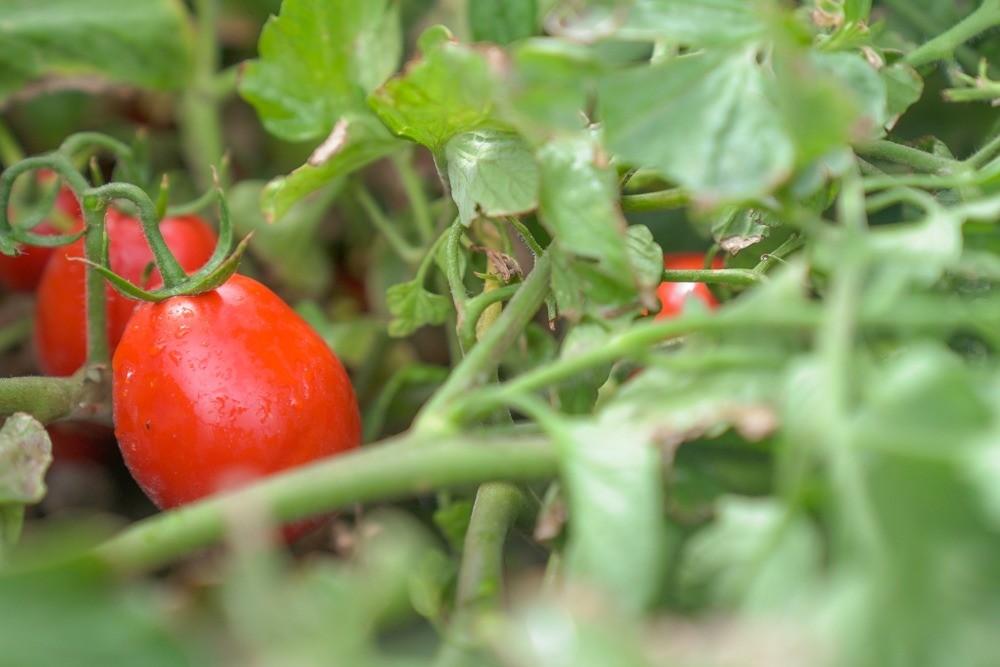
[2,0,1000,665]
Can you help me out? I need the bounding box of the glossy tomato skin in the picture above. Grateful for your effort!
[0,185,83,292]
[655,252,724,320]
[33,211,217,376]
[112,273,362,521]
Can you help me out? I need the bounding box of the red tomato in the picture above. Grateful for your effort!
[0,184,82,292]
[655,252,724,320]
[112,273,361,538]
[34,210,217,376]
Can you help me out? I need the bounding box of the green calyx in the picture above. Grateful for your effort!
[79,180,250,303]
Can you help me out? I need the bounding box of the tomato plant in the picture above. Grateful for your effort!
[655,252,725,319]
[111,273,361,521]
[33,210,217,376]
[3,1,1000,666]
[0,181,81,292]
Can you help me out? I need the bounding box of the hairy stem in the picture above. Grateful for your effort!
[903,0,1000,69]
[94,431,556,571]
[436,481,530,667]
[855,140,958,174]
[621,188,690,212]
[0,376,93,424]
[393,149,435,243]
[415,250,553,431]
[179,0,225,190]
[661,268,763,286]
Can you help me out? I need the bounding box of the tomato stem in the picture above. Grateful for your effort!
[392,148,435,243]
[855,139,957,174]
[93,431,557,571]
[0,117,25,169]
[661,268,763,287]
[436,481,532,667]
[620,187,690,212]
[86,182,190,288]
[902,0,1000,69]
[415,249,553,431]
[80,197,112,369]
[0,376,96,424]
[179,0,225,190]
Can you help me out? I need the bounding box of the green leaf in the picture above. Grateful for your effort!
[679,497,822,612]
[599,49,797,204]
[432,500,474,553]
[0,0,194,101]
[880,62,923,130]
[712,207,780,255]
[260,114,402,222]
[624,224,665,294]
[503,38,601,141]
[606,363,781,450]
[445,129,540,225]
[386,279,452,337]
[368,26,501,152]
[806,50,887,140]
[557,321,614,414]
[485,596,651,667]
[538,134,639,309]
[0,561,193,666]
[0,413,51,505]
[617,0,772,47]
[469,0,538,45]
[238,0,401,142]
[558,419,670,611]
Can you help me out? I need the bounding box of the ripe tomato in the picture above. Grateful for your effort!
[34,210,217,376]
[112,273,362,537]
[655,252,724,320]
[0,183,82,292]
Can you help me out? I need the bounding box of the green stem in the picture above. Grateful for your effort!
[179,0,225,190]
[0,118,24,168]
[393,149,435,243]
[436,481,530,667]
[819,167,885,561]
[661,268,763,287]
[967,127,1000,168]
[86,183,188,288]
[455,483,529,607]
[80,201,112,368]
[754,234,803,274]
[862,171,976,192]
[855,140,957,173]
[415,251,553,432]
[0,376,94,424]
[94,430,556,571]
[461,282,521,349]
[621,188,690,212]
[881,0,980,71]
[354,184,421,265]
[445,218,469,315]
[58,133,133,165]
[903,0,1000,68]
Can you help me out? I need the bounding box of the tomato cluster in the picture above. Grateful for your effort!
[34,209,218,376]
[5,176,361,538]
